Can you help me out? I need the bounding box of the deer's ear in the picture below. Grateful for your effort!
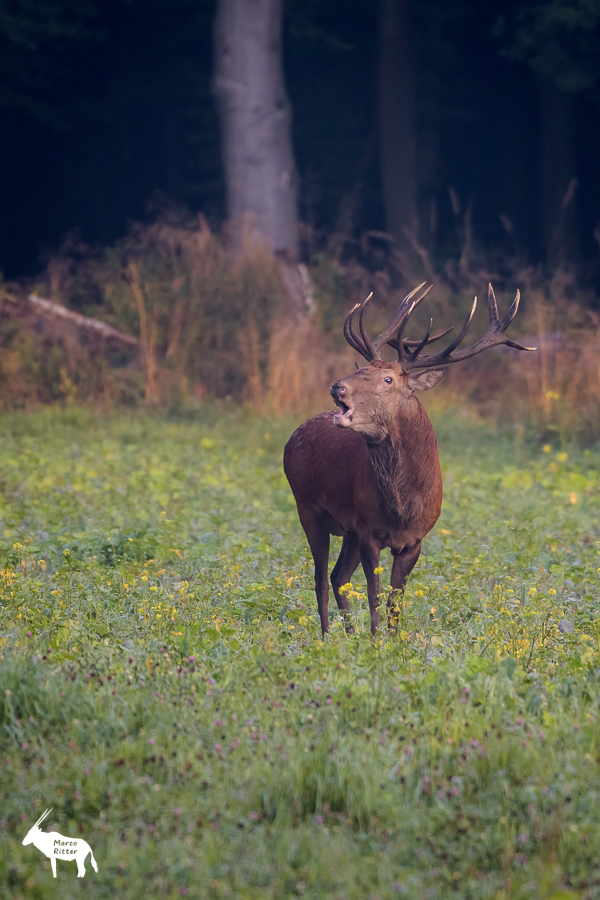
[406,369,446,392]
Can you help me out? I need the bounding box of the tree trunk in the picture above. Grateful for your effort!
[539,82,579,267]
[212,0,299,264]
[378,0,418,250]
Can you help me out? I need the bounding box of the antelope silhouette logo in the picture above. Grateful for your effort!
[22,808,98,878]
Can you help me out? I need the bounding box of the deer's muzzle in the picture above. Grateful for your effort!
[330,382,353,427]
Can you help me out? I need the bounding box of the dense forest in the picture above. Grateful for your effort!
[1,0,600,282]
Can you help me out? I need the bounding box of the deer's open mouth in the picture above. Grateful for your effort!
[333,399,354,427]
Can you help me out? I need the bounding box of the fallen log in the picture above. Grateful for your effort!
[28,294,139,348]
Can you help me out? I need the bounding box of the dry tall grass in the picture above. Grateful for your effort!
[1,216,599,443]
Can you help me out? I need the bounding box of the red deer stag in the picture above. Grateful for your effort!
[284,283,535,635]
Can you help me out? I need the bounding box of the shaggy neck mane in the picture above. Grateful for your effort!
[367,400,439,522]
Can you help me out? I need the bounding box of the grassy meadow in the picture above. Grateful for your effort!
[1,405,600,899]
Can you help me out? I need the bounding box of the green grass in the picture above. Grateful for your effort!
[1,405,600,899]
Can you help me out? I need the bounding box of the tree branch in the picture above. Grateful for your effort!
[28,294,139,348]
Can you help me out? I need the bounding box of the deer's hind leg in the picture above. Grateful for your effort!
[298,507,332,635]
[331,533,360,632]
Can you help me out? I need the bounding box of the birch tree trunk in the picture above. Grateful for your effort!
[213,0,311,316]
[378,0,418,250]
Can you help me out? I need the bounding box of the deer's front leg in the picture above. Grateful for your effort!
[360,542,381,635]
[388,542,422,629]
[51,855,57,878]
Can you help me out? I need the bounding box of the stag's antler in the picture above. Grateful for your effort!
[343,283,535,368]
[397,283,536,370]
[343,283,452,363]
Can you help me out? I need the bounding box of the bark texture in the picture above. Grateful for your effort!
[213,0,299,258]
[378,0,418,248]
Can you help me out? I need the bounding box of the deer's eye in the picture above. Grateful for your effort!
[384,376,393,384]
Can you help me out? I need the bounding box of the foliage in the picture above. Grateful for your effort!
[0,0,97,119]
[499,0,600,92]
[1,407,600,897]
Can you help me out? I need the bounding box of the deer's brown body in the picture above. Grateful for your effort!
[284,284,534,635]
[284,379,442,634]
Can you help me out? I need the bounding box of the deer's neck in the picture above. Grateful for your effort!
[367,400,441,522]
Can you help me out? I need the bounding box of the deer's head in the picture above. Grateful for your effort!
[331,361,444,441]
[330,283,535,442]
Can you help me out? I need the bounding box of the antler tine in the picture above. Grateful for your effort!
[505,337,537,351]
[400,326,453,349]
[501,288,520,328]
[406,317,433,362]
[343,294,381,362]
[371,282,431,352]
[498,290,536,350]
[396,300,417,365]
[437,296,478,360]
[390,326,453,351]
[358,293,379,361]
[393,286,435,365]
[344,303,366,357]
[487,282,500,325]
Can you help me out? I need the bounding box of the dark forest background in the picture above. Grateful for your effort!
[2,0,600,282]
